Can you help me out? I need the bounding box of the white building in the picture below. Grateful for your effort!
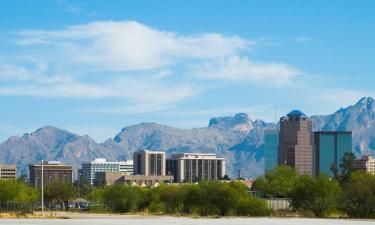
[166,153,226,183]
[80,158,133,185]
[353,156,375,175]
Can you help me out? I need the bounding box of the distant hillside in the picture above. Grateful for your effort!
[0,98,374,178]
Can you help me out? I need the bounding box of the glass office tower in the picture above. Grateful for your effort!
[264,129,279,173]
[313,131,352,176]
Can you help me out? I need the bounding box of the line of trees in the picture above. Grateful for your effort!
[87,181,271,216]
[0,179,38,213]
[252,153,375,218]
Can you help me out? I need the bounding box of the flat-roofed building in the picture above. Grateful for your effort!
[313,131,352,176]
[264,129,279,173]
[278,110,314,176]
[29,161,73,188]
[133,150,166,176]
[166,153,226,183]
[80,158,134,185]
[94,172,171,187]
[0,164,16,180]
[353,156,375,175]
[120,160,134,175]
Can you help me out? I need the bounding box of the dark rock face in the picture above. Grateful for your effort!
[0,97,374,178]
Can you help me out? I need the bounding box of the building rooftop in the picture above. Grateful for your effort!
[286,109,307,118]
[170,152,225,160]
[135,149,166,154]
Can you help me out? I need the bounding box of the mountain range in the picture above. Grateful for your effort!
[0,97,374,178]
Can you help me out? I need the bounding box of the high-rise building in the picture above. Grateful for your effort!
[0,164,16,180]
[313,131,352,176]
[133,150,166,176]
[166,153,225,183]
[278,110,314,176]
[80,158,134,185]
[353,156,375,175]
[29,161,73,188]
[264,129,279,173]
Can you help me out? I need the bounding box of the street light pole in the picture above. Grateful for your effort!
[41,160,44,216]
[78,173,81,208]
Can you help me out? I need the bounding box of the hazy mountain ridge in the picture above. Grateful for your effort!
[0,97,374,178]
[311,97,375,156]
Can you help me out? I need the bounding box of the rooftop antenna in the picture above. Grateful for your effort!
[274,105,277,127]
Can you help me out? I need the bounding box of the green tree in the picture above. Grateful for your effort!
[0,180,38,213]
[102,185,143,213]
[74,179,93,198]
[291,175,341,217]
[0,180,17,203]
[342,172,375,218]
[153,184,186,214]
[44,182,75,210]
[339,152,356,181]
[252,165,298,197]
[87,188,105,203]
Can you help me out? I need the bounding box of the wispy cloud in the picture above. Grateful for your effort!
[0,20,306,114]
[293,36,312,44]
[16,21,250,71]
[194,55,300,85]
[53,0,82,15]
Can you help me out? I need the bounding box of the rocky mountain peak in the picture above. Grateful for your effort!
[208,113,253,133]
[355,97,375,111]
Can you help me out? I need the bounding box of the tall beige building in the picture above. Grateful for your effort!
[278,110,314,176]
[166,153,225,183]
[353,156,375,175]
[133,150,166,176]
[0,164,16,180]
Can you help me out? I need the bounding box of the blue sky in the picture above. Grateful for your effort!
[0,0,374,142]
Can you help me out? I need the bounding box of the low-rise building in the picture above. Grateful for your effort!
[29,161,73,188]
[166,153,226,183]
[353,156,375,174]
[80,158,133,185]
[94,172,171,187]
[0,164,16,180]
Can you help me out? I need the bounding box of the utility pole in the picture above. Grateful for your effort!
[41,160,44,216]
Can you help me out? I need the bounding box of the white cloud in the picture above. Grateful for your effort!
[0,69,197,108]
[293,36,312,44]
[16,21,250,71]
[194,55,300,85]
[0,20,306,113]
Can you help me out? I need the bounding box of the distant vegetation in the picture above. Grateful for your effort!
[89,181,271,217]
[0,153,374,218]
[0,179,38,213]
[252,154,375,218]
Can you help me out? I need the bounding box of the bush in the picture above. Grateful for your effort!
[98,181,271,217]
[102,185,143,213]
[236,197,271,216]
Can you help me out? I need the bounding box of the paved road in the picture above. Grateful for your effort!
[0,218,373,225]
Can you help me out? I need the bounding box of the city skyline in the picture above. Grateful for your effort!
[0,1,375,142]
